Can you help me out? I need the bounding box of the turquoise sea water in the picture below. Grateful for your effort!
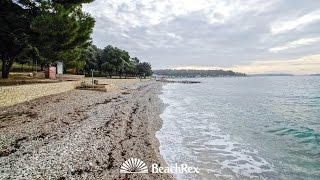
[157,76,320,179]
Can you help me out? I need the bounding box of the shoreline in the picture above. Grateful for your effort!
[0,80,174,179]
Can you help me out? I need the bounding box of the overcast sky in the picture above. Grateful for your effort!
[83,0,320,74]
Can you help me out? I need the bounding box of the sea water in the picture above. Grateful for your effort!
[156,76,320,179]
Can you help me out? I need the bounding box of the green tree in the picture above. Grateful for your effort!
[0,1,31,78]
[0,0,94,78]
[81,45,101,74]
[62,48,86,74]
[100,45,130,78]
[30,2,95,66]
[123,60,136,78]
[101,45,115,77]
[117,49,130,78]
[131,57,140,76]
[16,46,40,71]
[102,61,116,78]
[80,45,153,78]
[137,62,152,78]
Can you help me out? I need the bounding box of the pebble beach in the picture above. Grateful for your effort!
[0,79,174,179]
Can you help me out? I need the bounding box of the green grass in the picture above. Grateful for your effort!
[0,62,41,72]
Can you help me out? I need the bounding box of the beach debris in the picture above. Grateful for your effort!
[120,91,130,95]
[76,82,107,92]
[156,80,201,83]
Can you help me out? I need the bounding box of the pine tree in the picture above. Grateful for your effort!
[0,0,95,78]
[0,0,31,78]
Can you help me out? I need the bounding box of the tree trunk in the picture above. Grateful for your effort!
[1,45,26,78]
[1,59,13,79]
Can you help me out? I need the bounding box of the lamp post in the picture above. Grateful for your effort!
[91,69,94,85]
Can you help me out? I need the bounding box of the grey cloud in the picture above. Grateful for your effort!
[83,0,320,70]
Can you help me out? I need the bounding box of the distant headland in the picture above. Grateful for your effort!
[153,69,246,77]
[249,73,294,77]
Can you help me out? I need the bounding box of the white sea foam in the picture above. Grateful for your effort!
[157,83,275,179]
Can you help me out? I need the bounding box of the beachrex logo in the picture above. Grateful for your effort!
[120,158,148,173]
[120,158,199,174]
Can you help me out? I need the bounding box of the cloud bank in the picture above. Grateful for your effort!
[83,0,320,73]
[177,54,320,74]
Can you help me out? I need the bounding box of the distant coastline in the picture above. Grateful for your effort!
[249,73,320,76]
[310,74,320,76]
[153,69,246,78]
[249,73,294,77]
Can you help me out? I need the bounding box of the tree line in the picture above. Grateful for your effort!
[0,0,152,79]
[153,69,247,77]
[0,0,96,79]
[81,45,152,78]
